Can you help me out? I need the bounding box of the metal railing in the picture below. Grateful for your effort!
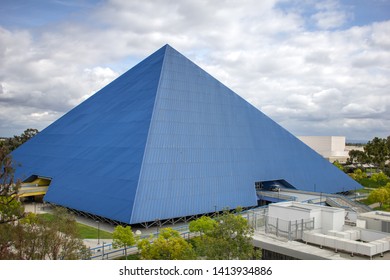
[88,225,194,260]
[246,209,314,241]
[256,191,297,202]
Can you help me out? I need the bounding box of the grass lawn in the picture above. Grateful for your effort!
[38,213,113,239]
[356,188,370,194]
[358,178,386,188]
[77,223,112,239]
[372,203,390,212]
[115,254,141,260]
[39,213,56,222]
[359,198,372,205]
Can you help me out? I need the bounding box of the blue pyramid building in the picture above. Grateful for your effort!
[12,45,361,224]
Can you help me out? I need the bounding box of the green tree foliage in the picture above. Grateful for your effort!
[347,150,367,164]
[370,172,389,186]
[349,168,367,181]
[0,128,39,154]
[112,225,136,257]
[367,187,390,209]
[346,136,390,177]
[21,208,89,259]
[364,137,389,170]
[333,161,344,171]
[1,137,90,259]
[137,228,196,260]
[0,158,24,224]
[1,207,90,260]
[189,209,261,260]
[0,150,24,258]
[188,216,217,234]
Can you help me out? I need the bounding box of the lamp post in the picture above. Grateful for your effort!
[102,241,105,260]
[155,219,160,236]
[96,221,100,245]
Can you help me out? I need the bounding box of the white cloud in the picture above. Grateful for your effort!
[310,0,353,29]
[312,10,348,29]
[0,0,389,141]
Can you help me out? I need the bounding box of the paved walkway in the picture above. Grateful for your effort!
[368,202,380,208]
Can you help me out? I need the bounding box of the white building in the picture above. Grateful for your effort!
[250,202,390,259]
[297,136,349,163]
[268,201,345,233]
[357,211,390,233]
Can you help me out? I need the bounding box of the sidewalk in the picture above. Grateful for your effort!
[368,202,380,208]
[83,239,113,249]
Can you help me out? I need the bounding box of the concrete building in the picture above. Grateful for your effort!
[250,202,390,259]
[297,136,349,163]
[357,211,390,233]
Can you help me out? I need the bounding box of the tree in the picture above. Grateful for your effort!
[333,161,344,171]
[189,208,261,260]
[188,215,217,235]
[112,225,136,258]
[0,151,25,259]
[10,208,90,260]
[346,136,390,176]
[1,145,89,259]
[0,128,39,154]
[370,172,389,186]
[43,207,90,260]
[137,228,196,260]
[348,150,367,164]
[368,187,390,209]
[0,153,24,224]
[349,168,367,181]
[364,137,389,170]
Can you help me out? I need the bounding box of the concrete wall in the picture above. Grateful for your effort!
[308,208,322,230]
[297,136,348,162]
[358,211,390,233]
[268,202,345,232]
[358,217,382,232]
[321,208,345,233]
[269,203,312,221]
[360,228,390,242]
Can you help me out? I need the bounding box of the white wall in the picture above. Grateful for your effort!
[330,136,347,156]
[268,202,345,232]
[360,229,390,242]
[269,203,311,221]
[321,208,345,233]
[297,136,348,162]
[309,209,323,230]
[298,136,333,157]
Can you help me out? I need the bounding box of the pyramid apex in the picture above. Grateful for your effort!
[154,44,175,56]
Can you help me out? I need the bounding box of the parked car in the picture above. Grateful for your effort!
[269,186,280,192]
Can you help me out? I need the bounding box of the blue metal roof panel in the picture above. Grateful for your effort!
[13,45,167,223]
[130,45,361,223]
[12,44,361,225]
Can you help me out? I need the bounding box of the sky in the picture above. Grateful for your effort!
[0,0,389,142]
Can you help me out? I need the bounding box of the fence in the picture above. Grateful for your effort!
[89,207,315,258]
[246,209,314,241]
[88,225,194,260]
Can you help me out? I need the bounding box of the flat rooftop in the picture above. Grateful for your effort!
[253,230,390,260]
[359,211,390,222]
